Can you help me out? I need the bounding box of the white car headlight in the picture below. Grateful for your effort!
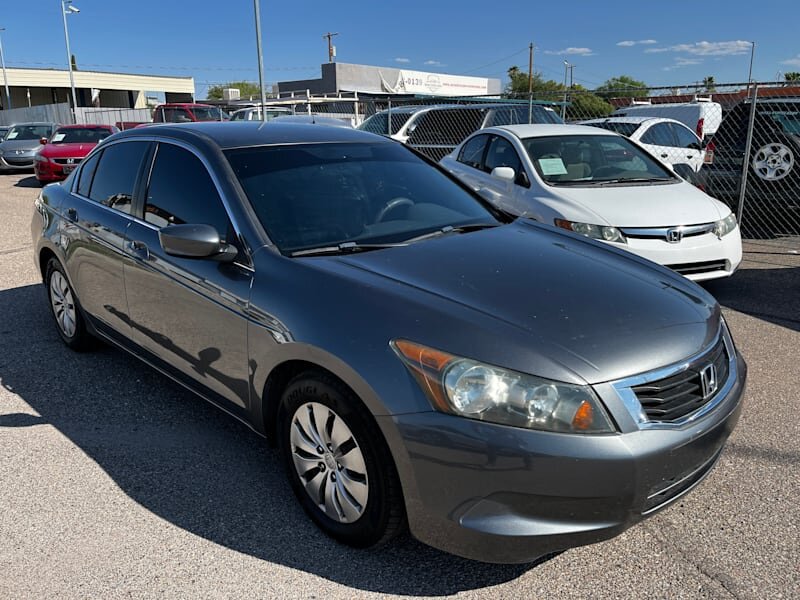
[392,340,615,434]
[554,219,627,244]
[713,213,737,239]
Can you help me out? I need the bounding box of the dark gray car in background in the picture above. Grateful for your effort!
[0,122,58,171]
[31,122,746,563]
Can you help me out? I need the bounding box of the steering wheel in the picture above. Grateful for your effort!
[376,197,414,223]
[592,165,624,178]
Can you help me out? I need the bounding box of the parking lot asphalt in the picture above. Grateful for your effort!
[1,172,798,599]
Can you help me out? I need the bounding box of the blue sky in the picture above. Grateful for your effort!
[2,1,799,98]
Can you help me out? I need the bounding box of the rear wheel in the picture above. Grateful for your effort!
[278,371,405,548]
[45,258,93,351]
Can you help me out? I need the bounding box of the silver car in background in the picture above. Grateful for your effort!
[0,122,58,171]
[31,122,746,563]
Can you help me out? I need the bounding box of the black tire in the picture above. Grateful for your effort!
[277,371,406,548]
[44,258,93,351]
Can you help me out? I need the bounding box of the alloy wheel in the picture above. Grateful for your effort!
[49,271,77,338]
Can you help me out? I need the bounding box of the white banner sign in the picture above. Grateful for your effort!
[380,70,490,96]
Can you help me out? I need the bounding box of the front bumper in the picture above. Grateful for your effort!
[0,155,36,170]
[610,229,742,282]
[34,160,71,182]
[380,355,746,564]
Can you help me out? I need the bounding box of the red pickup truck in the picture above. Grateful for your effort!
[151,103,229,123]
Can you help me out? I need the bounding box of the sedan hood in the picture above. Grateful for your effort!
[321,221,720,384]
[549,180,727,227]
[39,142,97,158]
[0,139,42,153]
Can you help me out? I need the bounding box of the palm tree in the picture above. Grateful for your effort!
[702,76,716,93]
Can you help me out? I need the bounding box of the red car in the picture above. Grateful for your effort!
[151,103,229,123]
[34,124,118,184]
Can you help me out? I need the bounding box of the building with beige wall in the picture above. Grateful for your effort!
[0,67,195,110]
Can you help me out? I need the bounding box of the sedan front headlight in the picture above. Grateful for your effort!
[554,219,627,244]
[713,213,737,239]
[392,340,615,434]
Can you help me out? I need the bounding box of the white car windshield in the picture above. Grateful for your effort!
[522,134,676,186]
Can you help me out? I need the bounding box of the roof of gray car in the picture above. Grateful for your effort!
[115,121,389,149]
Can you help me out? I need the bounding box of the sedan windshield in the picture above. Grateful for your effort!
[5,124,53,141]
[226,142,499,254]
[522,134,676,185]
[51,127,113,144]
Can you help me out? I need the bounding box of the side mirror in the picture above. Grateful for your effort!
[158,224,237,262]
[40,137,48,145]
[491,166,516,182]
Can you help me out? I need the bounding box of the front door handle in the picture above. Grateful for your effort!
[660,153,669,158]
[126,240,150,260]
[66,208,78,222]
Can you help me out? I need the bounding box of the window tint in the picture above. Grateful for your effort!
[77,151,101,197]
[671,123,701,148]
[458,134,489,169]
[585,121,639,137]
[145,143,231,239]
[640,123,675,147]
[484,136,521,173]
[87,141,149,214]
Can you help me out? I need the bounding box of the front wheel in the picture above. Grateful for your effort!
[278,372,405,548]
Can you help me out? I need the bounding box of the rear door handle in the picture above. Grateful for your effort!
[126,240,150,260]
[66,208,78,222]
[660,153,669,158]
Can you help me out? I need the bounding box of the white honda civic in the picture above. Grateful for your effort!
[440,124,742,281]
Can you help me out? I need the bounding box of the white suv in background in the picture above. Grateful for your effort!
[581,116,706,172]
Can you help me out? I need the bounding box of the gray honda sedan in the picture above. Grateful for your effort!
[31,122,746,564]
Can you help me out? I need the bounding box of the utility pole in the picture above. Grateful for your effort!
[562,60,571,119]
[746,41,756,94]
[323,32,339,63]
[253,0,267,120]
[527,42,534,94]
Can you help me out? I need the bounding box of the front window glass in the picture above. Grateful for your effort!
[144,143,231,238]
[226,142,498,253]
[5,124,53,141]
[458,134,489,169]
[51,127,113,144]
[522,134,675,186]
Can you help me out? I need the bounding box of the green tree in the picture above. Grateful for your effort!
[785,72,800,83]
[506,67,612,119]
[594,75,648,99]
[702,76,716,93]
[206,81,263,100]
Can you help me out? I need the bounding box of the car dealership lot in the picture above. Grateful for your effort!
[1,172,797,598]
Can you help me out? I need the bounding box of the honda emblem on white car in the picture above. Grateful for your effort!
[666,229,683,243]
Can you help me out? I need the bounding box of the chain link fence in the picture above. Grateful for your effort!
[351,82,799,253]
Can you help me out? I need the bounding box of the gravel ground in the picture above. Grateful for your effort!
[1,172,798,599]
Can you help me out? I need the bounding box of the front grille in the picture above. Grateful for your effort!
[53,158,83,165]
[3,157,33,166]
[666,260,727,275]
[632,337,729,422]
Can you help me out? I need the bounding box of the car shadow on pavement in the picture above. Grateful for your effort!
[12,174,40,188]
[703,264,800,332]
[0,283,535,596]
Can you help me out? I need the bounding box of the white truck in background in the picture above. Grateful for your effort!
[612,97,723,141]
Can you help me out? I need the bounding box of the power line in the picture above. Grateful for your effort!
[460,47,528,75]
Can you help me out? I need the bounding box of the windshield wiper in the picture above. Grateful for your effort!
[290,241,405,257]
[401,223,500,243]
[593,177,674,185]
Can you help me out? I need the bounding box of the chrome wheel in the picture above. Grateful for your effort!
[752,142,795,181]
[49,271,76,338]
[290,402,369,523]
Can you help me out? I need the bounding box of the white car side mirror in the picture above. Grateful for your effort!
[491,166,515,182]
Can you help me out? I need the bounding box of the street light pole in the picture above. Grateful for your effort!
[0,28,11,110]
[61,0,79,123]
[253,0,267,121]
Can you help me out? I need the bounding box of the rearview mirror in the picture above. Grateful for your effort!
[159,224,237,262]
[491,166,515,182]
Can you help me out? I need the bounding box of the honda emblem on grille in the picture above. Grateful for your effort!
[700,364,718,399]
[666,229,683,243]
[66,158,75,164]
